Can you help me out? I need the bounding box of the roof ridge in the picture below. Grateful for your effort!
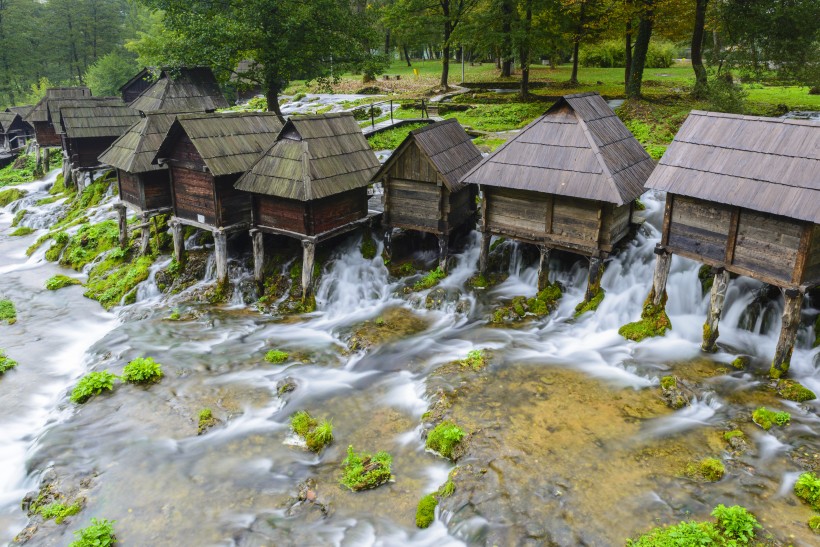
[302,139,312,201]
[573,107,622,203]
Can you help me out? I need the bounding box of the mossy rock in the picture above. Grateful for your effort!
[752,407,790,430]
[0,188,27,207]
[415,494,438,528]
[491,283,563,324]
[574,287,605,317]
[339,445,392,491]
[425,420,467,461]
[619,288,671,342]
[348,307,428,351]
[0,299,17,325]
[730,356,750,369]
[45,275,82,291]
[685,457,725,482]
[776,380,816,402]
[197,408,219,435]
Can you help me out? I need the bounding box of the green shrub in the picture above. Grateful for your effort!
[0,350,18,374]
[413,267,446,291]
[70,371,117,404]
[68,518,116,547]
[752,407,790,430]
[426,421,466,460]
[0,299,16,324]
[306,419,334,452]
[628,505,759,546]
[461,349,486,370]
[706,74,748,114]
[711,504,760,542]
[290,410,318,437]
[794,472,820,510]
[38,501,82,524]
[340,445,392,491]
[580,39,676,68]
[416,494,438,528]
[809,515,820,533]
[46,275,82,291]
[121,357,163,384]
[265,349,289,364]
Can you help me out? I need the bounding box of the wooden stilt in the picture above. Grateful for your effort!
[42,148,49,172]
[214,230,228,286]
[251,229,265,284]
[771,289,804,378]
[139,213,151,255]
[438,233,449,272]
[383,228,392,262]
[34,145,41,170]
[701,268,730,352]
[171,220,186,265]
[537,245,551,291]
[115,203,129,250]
[302,240,316,301]
[584,255,605,303]
[651,245,673,307]
[478,231,491,274]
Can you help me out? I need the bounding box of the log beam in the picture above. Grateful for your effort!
[438,233,449,272]
[115,203,129,250]
[770,288,804,378]
[584,255,605,303]
[302,240,316,301]
[479,231,491,274]
[139,213,151,256]
[214,230,228,286]
[651,245,672,307]
[701,268,730,352]
[171,219,186,265]
[383,227,393,262]
[537,245,551,292]
[251,229,264,284]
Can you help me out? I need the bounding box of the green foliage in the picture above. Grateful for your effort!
[70,371,117,404]
[367,122,429,150]
[122,357,163,384]
[809,515,820,533]
[472,136,506,152]
[0,299,17,324]
[752,407,790,430]
[37,501,82,524]
[360,235,377,260]
[0,154,42,187]
[723,430,745,442]
[10,226,34,236]
[46,275,82,291]
[11,209,28,227]
[580,40,677,69]
[264,349,289,364]
[84,255,154,310]
[0,188,26,206]
[415,494,438,528]
[660,376,676,390]
[426,421,466,460]
[197,408,217,434]
[711,504,760,542]
[706,75,748,114]
[68,518,116,547]
[0,350,18,374]
[628,505,760,546]
[59,221,120,271]
[462,349,486,371]
[794,472,820,510]
[776,380,816,402]
[290,410,318,438]
[413,267,446,291]
[306,419,334,452]
[85,50,140,96]
[340,445,392,491]
[685,458,725,482]
[619,290,671,342]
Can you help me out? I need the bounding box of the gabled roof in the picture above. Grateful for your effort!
[119,68,153,93]
[6,105,33,118]
[646,110,820,224]
[0,112,21,133]
[26,88,91,123]
[235,112,380,201]
[371,118,482,192]
[154,112,283,176]
[129,67,228,113]
[460,92,653,205]
[60,100,141,139]
[98,112,179,173]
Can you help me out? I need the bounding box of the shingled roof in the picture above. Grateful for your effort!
[460,92,653,205]
[26,88,91,123]
[0,112,20,133]
[130,67,228,113]
[60,100,141,139]
[154,112,283,176]
[98,112,178,173]
[235,113,379,201]
[371,118,482,192]
[5,105,33,118]
[646,110,820,224]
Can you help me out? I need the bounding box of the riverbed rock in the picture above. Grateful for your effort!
[347,307,428,351]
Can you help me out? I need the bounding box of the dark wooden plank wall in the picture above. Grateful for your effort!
[666,195,732,263]
[485,187,550,241]
[391,141,438,183]
[70,137,116,168]
[169,132,207,169]
[119,170,144,209]
[310,188,368,235]
[386,177,441,232]
[551,196,601,247]
[803,225,820,286]
[171,166,216,225]
[34,122,60,147]
[143,170,172,211]
[599,203,631,248]
[123,79,153,104]
[256,195,307,234]
[733,209,802,283]
[215,175,251,227]
[447,186,474,230]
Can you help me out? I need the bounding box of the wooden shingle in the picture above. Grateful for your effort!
[98,113,178,173]
[130,67,229,113]
[26,87,92,123]
[60,100,141,139]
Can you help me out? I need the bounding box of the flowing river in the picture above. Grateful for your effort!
[1,165,819,546]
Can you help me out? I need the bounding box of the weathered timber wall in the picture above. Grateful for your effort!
[256,195,307,234]
[142,170,172,211]
[447,186,475,230]
[485,187,550,242]
[800,225,820,286]
[119,170,143,209]
[34,122,60,147]
[391,142,438,183]
[70,137,116,168]
[599,203,631,249]
[667,195,731,263]
[310,188,368,235]
[551,196,601,247]
[171,166,216,225]
[385,177,441,232]
[122,79,153,104]
[215,175,251,227]
[734,209,802,283]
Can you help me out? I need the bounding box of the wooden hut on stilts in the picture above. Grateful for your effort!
[58,99,140,171]
[24,87,92,172]
[369,118,482,271]
[234,112,381,301]
[635,111,819,378]
[153,112,283,285]
[460,92,654,308]
[0,111,33,152]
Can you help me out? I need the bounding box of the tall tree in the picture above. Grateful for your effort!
[690,0,708,97]
[626,0,652,98]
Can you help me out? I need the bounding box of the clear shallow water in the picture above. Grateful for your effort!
[0,168,818,546]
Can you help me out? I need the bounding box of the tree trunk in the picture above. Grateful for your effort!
[403,45,412,67]
[626,7,653,98]
[501,0,514,77]
[691,0,708,98]
[385,28,391,55]
[265,85,285,123]
[625,21,633,90]
[519,0,532,98]
[569,1,586,85]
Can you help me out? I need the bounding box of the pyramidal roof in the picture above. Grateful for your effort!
[460,92,653,205]
[98,112,179,172]
[235,112,380,201]
[129,67,228,114]
[26,87,92,123]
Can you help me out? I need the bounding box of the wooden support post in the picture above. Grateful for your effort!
[651,245,672,307]
[770,289,804,378]
[171,219,186,265]
[34,145,41,170]
[139,213,151,256]
[214,230,228,286]
[701,268,730,352]
[537,245,551,291]
[302,240,316,301]
[438,233,449,272]
[42,147,49,172]
[251,229,264,284]
[479,231,491,274]
[383,228,392,262]
[115,203,129,250]
[584,255,605,303]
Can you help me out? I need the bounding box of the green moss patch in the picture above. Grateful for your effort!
[46,275,82,291]
[751,407,790,430]
[70,371,117,404]
[619,289,671,342]
[426,421,466,460]
[809,515,820,534]
[0,350,18,374]
[492,283,563,323]
[37,501,82,524]
[198,408,217,435]
[415,494,438,528]
[264,349,289,364]
[574,287,605,317]
[794,472,820,511]
[59,221,120,271]
[685,457,725,482]
[68,517,116,547]
[461,349,487,371]
[776,379,816,402]
[660,376,676,390]
[10,226,34,236]
[413,267,446,291]
[11,209,28,227]
[730,356,749,370]
[723,430,745,442]
[84,254,154,310]
[360,235,377,259]
[0,188,26,206]
[340,445,392,491]
[290,411,333,452]
[0,299,16,324]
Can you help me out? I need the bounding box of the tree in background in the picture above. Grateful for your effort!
[85,50,141,96]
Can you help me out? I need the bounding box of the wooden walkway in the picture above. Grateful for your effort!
[361,117,442,137]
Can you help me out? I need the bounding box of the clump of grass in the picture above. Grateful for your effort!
[752,407,790,430]
[0,299,17,324]
[197,408,217,435]
[794,472,820,510]
[723,430,745,442]
[461,349,486,370]
[168,309,181,321]
[290,410,333,452]
[37,501,82,524]
[0,350,18,374]
[121,357,163,384]
[68,517,116,547]
[660,376,676,390]
[628,504,759,546]
[686,457,725,482]
[290,410,318,437]
[415,493,438,528]
[264,349,289,364]
[426,421,466,460]
[340,445,392,491]
[808,515,820,534]
[10,226,34,236]
[413,267,446,291]
[45,275,82,291]
[70,371,117,404]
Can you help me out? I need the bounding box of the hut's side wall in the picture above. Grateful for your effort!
[170,166,216,225]
[666,195,731,263]
[69,137,116,168]
[310,188,368,236]
[485,187,549,243]
[215,175,251,228]
[446,186,475,231]
[119,170,145,209]
[385,177,441,233]
[34,122,60,147]
[599,203,631,249]
[142,170,172,211]
[733,209,802,284]
[255,195,307,234]
[551,196,602,248]
[800,225,820,287]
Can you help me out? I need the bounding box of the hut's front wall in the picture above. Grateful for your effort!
[446,187,476,231]
[68,137,116,168]
[309,188,368,235]
[142,170,172,211]
[599,203,632,249]
[170,166,217,226]
[803,226,820,287]
[34,122,60,147]
[664,194,809,287]
[385,177,441,233]
[485,187,550,244]
[551,196,601,248]
[214,175,251,228]
[118,170,144,209]
[122,79,153,104]
[255,195,307,234]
